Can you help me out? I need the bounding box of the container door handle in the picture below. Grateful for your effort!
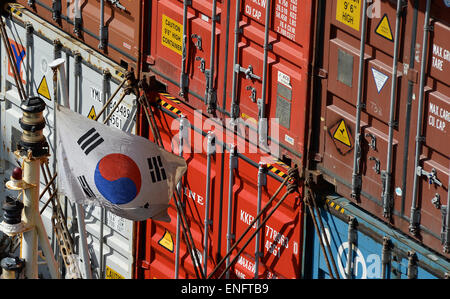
[196,57,206,73]
[235,64,261,81]
[365,133,377,151]
[191,34,203,51]
[246,86,257,103]
[416,167,442,187]
[107,0,126,11]
[369,156,380,174]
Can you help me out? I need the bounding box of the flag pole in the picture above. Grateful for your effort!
[50,59,92,279]
[0,96,60,279]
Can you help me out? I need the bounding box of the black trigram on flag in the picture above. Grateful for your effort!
[77,175,95,198]
[77,128,104,155]
[148,156,167,183]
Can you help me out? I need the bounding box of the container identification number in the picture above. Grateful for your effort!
[239,209,296,260]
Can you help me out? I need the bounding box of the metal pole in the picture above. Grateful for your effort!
[258,0,271,145]
[382,0,402,219]
[74,203,92,278]
[50,58,92,278]
[311,194,340,279]
[179,0,189,97]
[98,70,110,279]
[21,158,41,279]
[99,0,107,49]
[73,0,82,36]
[203,132,215,276]
[230,0,241,121]
[444,162,450,253]
[94,78,127,122]
[305,193,335,279]
[217,190,292,279]
[206,0,218,114]
[410,0,432,235]
[407,251,418,279]
[25,23,33,97]
[225,145,237,279]
[175,115,186,278]
[74,54,81,113]
[221,0,232,111]
[173,190,204,279]
[400,0,419,215]
[381,236,391,279]
[254,163,266,278]
[346,217,356,279]
[138,90,204,279]
[140,92,162,145]
[351,0,368,199]
[103,92,127,124]
[207,174,291,279]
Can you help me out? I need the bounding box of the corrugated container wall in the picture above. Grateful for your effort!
[308,0,450,260]
[14,0,144,72]
[134,0,315,279]
[142,0,315,168]
[135,93,304,279]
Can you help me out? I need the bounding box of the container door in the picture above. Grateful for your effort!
[149,0,223,113]
[136,93,222,278]
[314,0,450,258]
[409,17,450,254]
[13,1,141,71]
[230,0,313,161]
[220,149,303,279]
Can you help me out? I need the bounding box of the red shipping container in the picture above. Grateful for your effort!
[142,0,315,167]
[134,92,304,279]
[12,1,143,71]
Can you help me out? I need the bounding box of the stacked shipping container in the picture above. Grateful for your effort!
[0,0,448,279]
[309,0,450,261]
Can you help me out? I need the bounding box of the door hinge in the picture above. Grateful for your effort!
[407,68,418,83]
[138,259,151,270]
[315,68,328,79]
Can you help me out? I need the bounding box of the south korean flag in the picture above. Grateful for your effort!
[56,105,187,222]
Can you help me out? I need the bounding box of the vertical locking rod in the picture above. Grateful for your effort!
[410,0,432,235]
[203,132,215,276]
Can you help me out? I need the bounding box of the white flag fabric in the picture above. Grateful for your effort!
[56,105,187,222]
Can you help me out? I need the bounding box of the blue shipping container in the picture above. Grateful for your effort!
[304,193,450,279]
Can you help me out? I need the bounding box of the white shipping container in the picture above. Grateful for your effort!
[0,7,137,279]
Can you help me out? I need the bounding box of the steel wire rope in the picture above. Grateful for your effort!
[304,188,337,279]
[304,176,340,279]
[0,15,27,101]
[139,88,206,279]
[207,167,299,279]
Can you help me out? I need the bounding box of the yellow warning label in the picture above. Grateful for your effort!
[161,15,183,55]
[88,105,97,120]
[37,76,51,101]
[105,266,124,279]
[336,0,362,31]
[158,230,174,252]
[332,120,352,147]
[375,14,393,41]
